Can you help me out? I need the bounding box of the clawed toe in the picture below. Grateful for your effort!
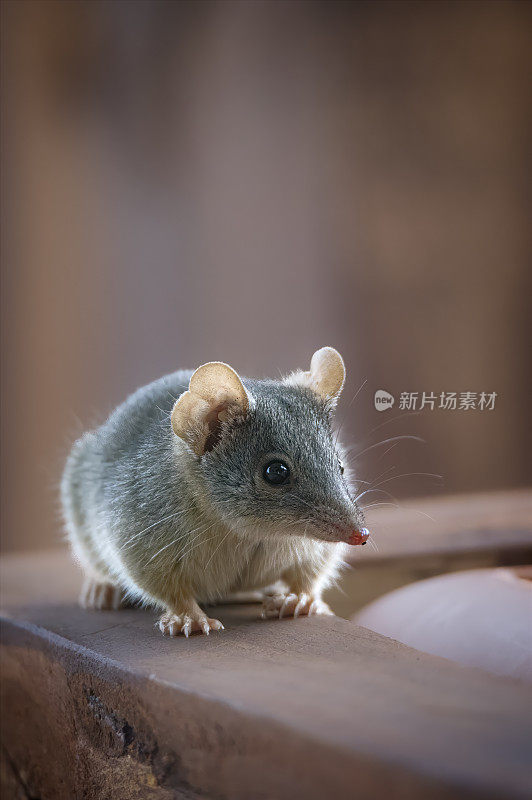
[261,592,333,620]
[158,611,224,638]
[80,579,128,610]
[309,598,334,616]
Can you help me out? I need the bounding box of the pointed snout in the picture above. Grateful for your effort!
[324,517,369,545]
[317,494,368,545]
[347,527,370,546]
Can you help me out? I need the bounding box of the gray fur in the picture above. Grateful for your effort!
[62,364,365,629]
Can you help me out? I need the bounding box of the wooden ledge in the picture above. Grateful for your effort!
[332,489,532,617]
[1,548,531,799]
[355,489,532,562]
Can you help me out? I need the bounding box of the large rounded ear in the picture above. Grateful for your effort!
[171,362,249,456]
[284,346,346,404]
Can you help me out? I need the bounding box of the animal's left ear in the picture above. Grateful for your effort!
[171,361,249,456]
[285,346,346,404]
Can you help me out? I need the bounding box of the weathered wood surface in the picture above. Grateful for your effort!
[353,489,532,562]
[330,489,532,616]
[1,545,532,800]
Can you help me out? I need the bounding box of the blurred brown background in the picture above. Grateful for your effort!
[1,0,531,553]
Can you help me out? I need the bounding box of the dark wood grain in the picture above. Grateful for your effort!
[1,542,531,800]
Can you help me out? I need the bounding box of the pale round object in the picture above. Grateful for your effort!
[353,568,532,683]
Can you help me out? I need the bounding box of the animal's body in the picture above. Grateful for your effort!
[62,347,368,636]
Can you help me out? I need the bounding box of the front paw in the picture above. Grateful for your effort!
[261,592,334,620]
[158,610,224,638]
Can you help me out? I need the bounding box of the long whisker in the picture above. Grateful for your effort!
[362,410,421,440]
[361,499,437,524]
[119,511,187,550]
[176,530,220,563]
[356,487,394,503]
[375,442,400,462]
[334,378,368,447]
[204,528,234,569]
[361,501,399,511]
[348,435,425,463]
[401,505,437,523]
[357,464,397,492]
[144,521,214,565]
[370,471,443,490]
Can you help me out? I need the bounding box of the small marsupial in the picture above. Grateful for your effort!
[61,347,369,637]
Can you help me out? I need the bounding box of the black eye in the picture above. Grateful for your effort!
[263,460,290,486]
[339,464,345,475]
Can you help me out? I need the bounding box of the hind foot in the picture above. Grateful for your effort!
[80,578,130,610]
[261,592,334,619]
[158,609,224,638]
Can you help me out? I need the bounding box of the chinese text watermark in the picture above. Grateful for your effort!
[374,390,498,412]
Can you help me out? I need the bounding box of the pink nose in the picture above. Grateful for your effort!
[348,527,370,546]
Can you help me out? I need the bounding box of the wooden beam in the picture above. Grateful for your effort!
[1,548,531,799]
[354,489,532,562]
